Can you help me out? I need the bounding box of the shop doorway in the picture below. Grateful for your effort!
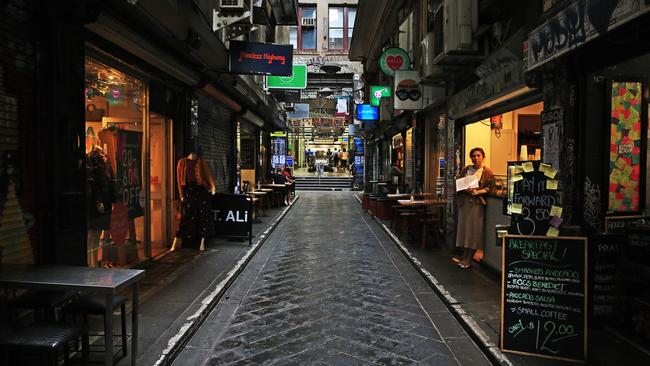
[149,113,174,257]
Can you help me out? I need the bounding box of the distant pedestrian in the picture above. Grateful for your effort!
[340,148,349,169]
[333,149,340,170]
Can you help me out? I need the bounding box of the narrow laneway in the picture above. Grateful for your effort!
[176,192,491,366]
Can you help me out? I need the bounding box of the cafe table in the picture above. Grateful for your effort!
[397,199,447,206]
[0,264,145,366]
[386,193,433,199]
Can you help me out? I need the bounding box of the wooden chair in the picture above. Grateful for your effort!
[420,206,442,249]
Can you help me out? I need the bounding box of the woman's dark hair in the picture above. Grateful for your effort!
[469,147,485,158]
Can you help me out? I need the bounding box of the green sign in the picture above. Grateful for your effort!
[370,85,391,106]
[266,64,307,89]
[378,47,410,77]
[270,131,287,137]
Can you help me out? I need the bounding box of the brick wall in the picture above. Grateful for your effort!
[195,92,234,193]
[0,0,37,264]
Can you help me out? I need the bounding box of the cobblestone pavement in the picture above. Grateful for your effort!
[177,192,491,366]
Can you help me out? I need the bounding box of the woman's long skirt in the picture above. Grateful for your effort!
[455,194,485,250]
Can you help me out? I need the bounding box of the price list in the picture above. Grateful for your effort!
[501,235,588,362]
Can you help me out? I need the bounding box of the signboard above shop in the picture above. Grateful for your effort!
[394,70,423,110]
[378,47,411,78]
[370,86,391,106]
[228,40,293,76]
[266,64,307,89]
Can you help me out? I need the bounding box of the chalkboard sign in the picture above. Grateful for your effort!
[604,215,645,233]
[501,235,588,362]
[506,161,559,236]
[588,233,624,326]
[212,193,253,245]
[240,138,255,169]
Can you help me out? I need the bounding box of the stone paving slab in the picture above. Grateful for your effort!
[177,192,491,366]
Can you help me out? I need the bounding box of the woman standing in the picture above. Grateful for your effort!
[456,147,494,268]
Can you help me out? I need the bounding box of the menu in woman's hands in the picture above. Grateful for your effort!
[456,175,479,192]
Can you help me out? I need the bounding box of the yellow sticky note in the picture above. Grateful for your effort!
[539,163,551,173]
[547,227,560,237]
[522,162,534,172]
[546,179,558,190]
[544,168,557,179]
[511,203,523,214]
[512,175,523,182]
[514,165,524,175]
[550,205,563,217]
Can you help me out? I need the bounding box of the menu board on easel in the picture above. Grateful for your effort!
[501,235,588,362]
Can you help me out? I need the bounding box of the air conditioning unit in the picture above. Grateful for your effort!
[219,0,246,11]
[420,31,445,80]
[301,17,316,27]
[432,0,478,64]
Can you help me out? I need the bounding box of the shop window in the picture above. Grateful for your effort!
[609,81,643,212]
[463,102,544,194]
[85,57,146,268]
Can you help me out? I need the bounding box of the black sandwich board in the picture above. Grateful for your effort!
[588,233,624,326]
[501,235,588,362]
[505,161,559,236]
[211,193,253,245]
[603,215,645,233]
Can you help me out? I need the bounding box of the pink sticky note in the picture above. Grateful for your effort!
[549,215,563,228]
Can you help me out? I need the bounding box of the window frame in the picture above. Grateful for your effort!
[298,6,317,51]
[327,6,356,51]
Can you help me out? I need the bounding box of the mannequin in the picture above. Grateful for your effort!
[171,151,216,251]
[86,145,115,267]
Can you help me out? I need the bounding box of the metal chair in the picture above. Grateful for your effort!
[61,294,128,363]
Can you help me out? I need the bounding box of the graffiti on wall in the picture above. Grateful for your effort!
[526,0,643,70]
[584,176,602,230]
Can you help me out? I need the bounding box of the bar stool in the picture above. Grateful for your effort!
[7,290,77,322]
[61,294,128,363]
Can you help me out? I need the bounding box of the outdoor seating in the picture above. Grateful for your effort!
[0,322,88,365]
[7,289,77,322]
[61,294,128,363]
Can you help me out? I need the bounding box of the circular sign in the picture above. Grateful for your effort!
[379,48,411,77]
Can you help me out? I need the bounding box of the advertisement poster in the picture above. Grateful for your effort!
[116,129,144,219]
[608,81,642,212]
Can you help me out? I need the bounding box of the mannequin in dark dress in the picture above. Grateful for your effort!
[171,151,216,251]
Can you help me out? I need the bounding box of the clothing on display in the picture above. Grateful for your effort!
[175,157,216,244]
[86,146,115,230]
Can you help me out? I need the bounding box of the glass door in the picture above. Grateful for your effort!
[149,113,173,257]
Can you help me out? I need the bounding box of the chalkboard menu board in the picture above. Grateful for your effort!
[501,235,588,362]
[240,138,255,169]
[604,215,645,233]
[588,233,624,326]
[506,161,559,236]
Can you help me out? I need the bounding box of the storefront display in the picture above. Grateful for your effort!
[85,57,175,267]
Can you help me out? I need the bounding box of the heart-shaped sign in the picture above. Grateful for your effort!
[386,55,403,71]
